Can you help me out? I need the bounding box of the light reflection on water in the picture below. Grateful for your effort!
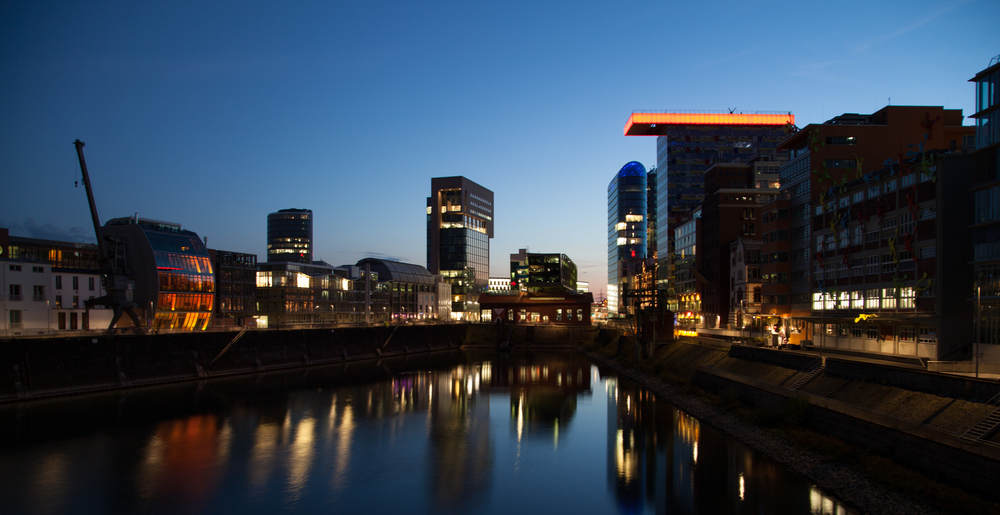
[0,351,857,514]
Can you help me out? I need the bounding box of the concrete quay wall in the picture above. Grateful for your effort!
[1,324,608,403]
[691,353,1000,500]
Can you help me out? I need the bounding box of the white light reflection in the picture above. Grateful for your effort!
[693,442,698,465]
[739,472,745,501]
[285,417,315,501]
[136,434,165,503]
[331,405,354,490]
[517,393,524,442]
[249,423,279,490]
[553,418,559,449]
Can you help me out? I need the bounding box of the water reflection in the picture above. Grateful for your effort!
[606,375,857,515]
[0,350,858,514]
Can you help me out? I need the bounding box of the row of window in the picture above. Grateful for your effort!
[815,323,935,342]
[811,287,924,310]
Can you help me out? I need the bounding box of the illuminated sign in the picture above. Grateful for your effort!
[624,112,795,136]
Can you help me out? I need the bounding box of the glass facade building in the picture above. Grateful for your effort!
[102,217,215,331]
[608,161,648,317]
[427,177,494,320]
[267,208,313,263]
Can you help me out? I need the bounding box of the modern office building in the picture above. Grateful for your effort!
[969,55,1000,361]
[209,249,257,327]
[356,258,442,321]
[100,216,215,331]
[765,105,972,342]
[256,260,373,327]
[806,149,973,359]
[267,208,313,263]
[427,176,494,320]
[608,161,649,317]
[509,249,578,293]
[624,111,794,306]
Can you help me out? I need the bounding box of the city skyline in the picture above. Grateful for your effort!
[2,1,998,296]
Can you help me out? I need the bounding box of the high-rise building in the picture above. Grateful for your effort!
[607,161,649,317]
[624,111,794,307]
[267,208,313,263]
[427,177,494,320]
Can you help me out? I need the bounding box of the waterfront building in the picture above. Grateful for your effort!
[510,249,578,293]
[806,149,973,359]
[427,176,494,321]
[100,216,215,331]
[969,55,1000,362]
[673,208,701,334]
[256,260,373,327]
[608,161,649,317]
[267,208,313,263]
[697,162,779,328]
[478,290,594,325]
[209,249,257,327]
[0,228,112,335]
[624,111,794,307]
[729,237,763,331]
[356,258,443,321]
[766,105,973,344]
[577,281,589,293]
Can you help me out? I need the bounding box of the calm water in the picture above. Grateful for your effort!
[0,350,855,514]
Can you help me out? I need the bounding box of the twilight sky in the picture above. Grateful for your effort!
[1,0,997,297]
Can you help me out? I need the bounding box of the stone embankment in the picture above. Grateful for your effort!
[0,323,615,403]
[585,337,1000,515]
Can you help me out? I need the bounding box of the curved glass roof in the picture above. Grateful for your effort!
[356,258,436,285]
[617,161,646,178]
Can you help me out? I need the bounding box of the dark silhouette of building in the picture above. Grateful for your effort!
[267,208,313,263]
[208,249,257,326]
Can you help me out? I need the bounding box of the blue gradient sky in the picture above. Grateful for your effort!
[2,1,997,297]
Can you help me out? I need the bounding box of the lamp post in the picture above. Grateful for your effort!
[977,284,981,379]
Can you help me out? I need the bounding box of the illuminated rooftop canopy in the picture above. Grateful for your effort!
[624,110,795,136]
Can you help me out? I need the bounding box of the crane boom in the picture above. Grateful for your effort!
[74,139,145,334]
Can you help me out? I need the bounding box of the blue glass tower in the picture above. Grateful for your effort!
[608,161,648,317]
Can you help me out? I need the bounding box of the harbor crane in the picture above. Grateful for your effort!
[74,139,145,334]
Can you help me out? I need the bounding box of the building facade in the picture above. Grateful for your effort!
[267,208,313,263]
[624,111,794,308]
[427,176,494,320]
[607,161,649,317]
[969,55,1000,361]
[1,228,112,335]
[766,105,973,344]
[101,216,215,331]
[510,250,578,293]
[209,249,257,327]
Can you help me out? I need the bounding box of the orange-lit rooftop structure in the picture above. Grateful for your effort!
[624,111,795,136]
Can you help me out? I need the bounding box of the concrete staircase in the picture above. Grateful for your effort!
[961,406,1000,442]
[788,363,825,391]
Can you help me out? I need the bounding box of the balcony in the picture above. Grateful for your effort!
[33,295,46,302]
[8,294,22,301]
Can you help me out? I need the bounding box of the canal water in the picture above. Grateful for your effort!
[0,350,855,514]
